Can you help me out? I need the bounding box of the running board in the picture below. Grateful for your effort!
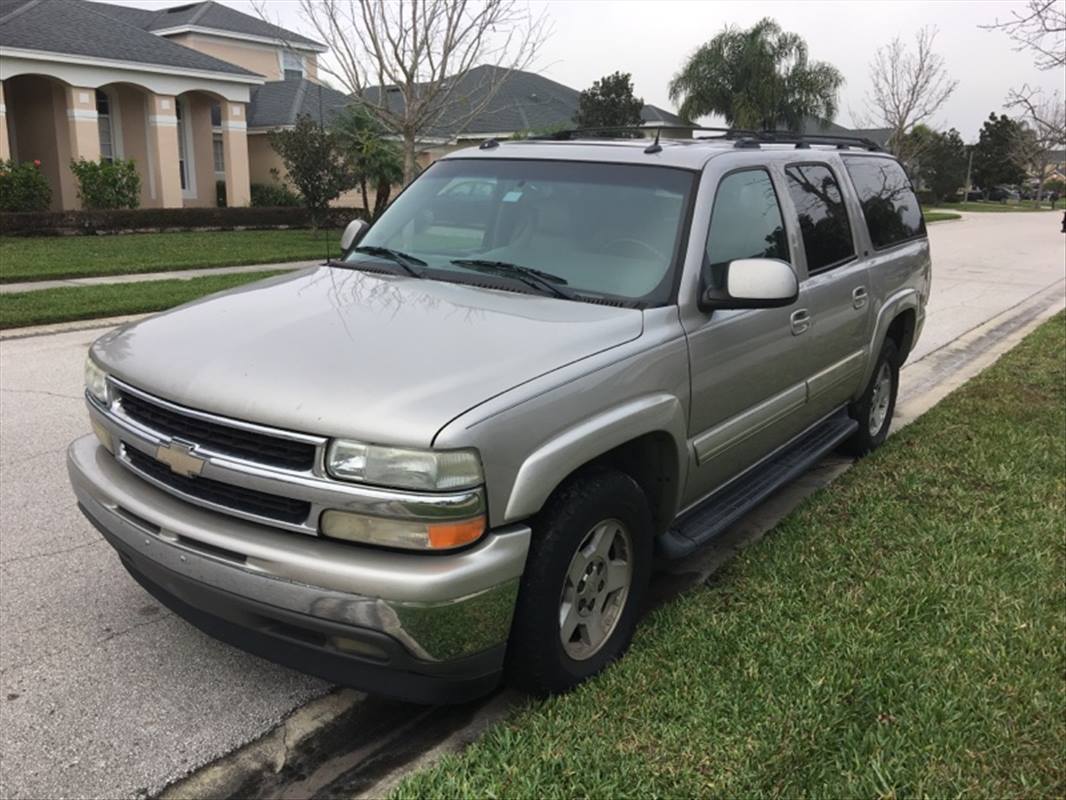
[658,411,858,559]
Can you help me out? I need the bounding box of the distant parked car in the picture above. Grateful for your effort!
[988,186,1020,203]
[964,190,984,202]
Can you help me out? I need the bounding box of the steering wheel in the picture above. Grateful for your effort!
[601,237,665,261]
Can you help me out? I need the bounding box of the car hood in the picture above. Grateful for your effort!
[92,267,643,447]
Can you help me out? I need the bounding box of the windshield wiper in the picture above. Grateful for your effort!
[450,259,574,300]
[347,246,427,277]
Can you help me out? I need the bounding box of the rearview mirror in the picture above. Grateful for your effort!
[339,218,368,255]
[700,258,798,311]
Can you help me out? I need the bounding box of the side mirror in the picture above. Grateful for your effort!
[339,218,368,255]
[700,258,799,311]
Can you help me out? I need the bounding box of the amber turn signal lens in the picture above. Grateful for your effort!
[427,516,486,549]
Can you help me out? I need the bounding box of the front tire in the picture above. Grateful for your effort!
[842,338,899,457]
[506,469,653,696]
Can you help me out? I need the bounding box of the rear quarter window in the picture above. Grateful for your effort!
[842,156,926,250]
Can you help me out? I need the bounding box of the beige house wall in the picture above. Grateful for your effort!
[112,85,152,207]
[0,82,9,161]
[4,76,64,209]
[181,93,217,207]
[166,33,319,83]
[247,132,284,185]
[247,132,363,208]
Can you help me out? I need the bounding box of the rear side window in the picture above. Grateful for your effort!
[705,169,789,288]
[843,156,926,249]
[784,164,855,273]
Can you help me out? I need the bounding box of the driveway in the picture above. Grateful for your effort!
[1,211,1063,799]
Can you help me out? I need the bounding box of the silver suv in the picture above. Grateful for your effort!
[68,131,930,702]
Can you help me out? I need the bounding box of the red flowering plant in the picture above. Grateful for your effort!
[0,159,52,212]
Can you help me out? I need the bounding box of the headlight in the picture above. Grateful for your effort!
[326,440,483,491]
[320,510,485,550]
[84,356,109,405]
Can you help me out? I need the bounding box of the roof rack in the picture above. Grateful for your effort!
[524,126,882,153]
[756,131,882,152]
[529,124,762,142]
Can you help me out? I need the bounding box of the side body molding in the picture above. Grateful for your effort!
[503,393,688,522]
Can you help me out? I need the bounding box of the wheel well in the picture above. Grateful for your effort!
[543,432,680,535]
[885,309,917,363]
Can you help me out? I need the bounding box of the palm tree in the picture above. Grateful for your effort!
[669,18,844,132]
[332,106,404,219]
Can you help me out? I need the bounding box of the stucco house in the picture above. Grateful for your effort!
[0,0,348,210]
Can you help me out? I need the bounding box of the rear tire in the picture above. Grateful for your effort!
[506,468,653,696]
[842,338,899,457]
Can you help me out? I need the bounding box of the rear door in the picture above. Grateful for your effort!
[780,161,872,420]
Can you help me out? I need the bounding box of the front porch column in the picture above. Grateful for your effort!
[61,86,101,208]
[146,94,183,208]
[221,101,250,207]
[0,82,9,161]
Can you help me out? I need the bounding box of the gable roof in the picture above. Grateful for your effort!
[0,0,260,76]
[248,78,352,128]
[141,1,324,49]
[363,65,686,138]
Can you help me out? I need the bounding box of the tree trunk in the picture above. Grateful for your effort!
[402,132,418,186]
[359,177,369,215]
[374,179,391,219]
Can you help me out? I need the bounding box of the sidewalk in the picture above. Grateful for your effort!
[0,260,322,294]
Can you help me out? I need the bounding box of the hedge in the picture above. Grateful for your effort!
[0,205,367,236]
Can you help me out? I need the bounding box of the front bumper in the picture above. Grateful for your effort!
[68,435,531,704]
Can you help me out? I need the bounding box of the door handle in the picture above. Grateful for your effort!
[790,308,811,336]
[852,286,868,309]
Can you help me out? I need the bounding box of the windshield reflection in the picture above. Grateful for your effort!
[346,158,695,305]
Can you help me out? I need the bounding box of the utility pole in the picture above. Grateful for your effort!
[963,146,974,199]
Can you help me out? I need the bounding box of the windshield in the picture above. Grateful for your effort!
[348,158,695,304]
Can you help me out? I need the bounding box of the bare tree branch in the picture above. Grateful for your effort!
[863,26,959,165]
[981,0,1066,71]
[279,0,550,184]
[1007,86,1066,200]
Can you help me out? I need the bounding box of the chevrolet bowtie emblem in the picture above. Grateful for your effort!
[155,441,205,478]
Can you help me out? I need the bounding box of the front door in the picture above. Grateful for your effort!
[680,167,813,506]
[781,162,872,420]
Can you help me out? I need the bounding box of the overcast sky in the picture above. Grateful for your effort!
[101,0,1065,141]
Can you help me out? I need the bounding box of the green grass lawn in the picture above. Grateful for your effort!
[0,229,338,283]
[931,201,1058,213]
[0,270,286,329]
[921,209,961,222]
[394,313,1066,799]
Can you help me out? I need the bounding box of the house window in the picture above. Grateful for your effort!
[213,135,225,174]
[210,103,225,176]
[282,50,304,80]
[176,99,192,194]
[96,90,115,162]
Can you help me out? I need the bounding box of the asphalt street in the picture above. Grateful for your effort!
[1,210,1063,799]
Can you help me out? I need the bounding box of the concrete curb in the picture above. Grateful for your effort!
[0,313,152,341]
[158,689,362,800]
[0,261,320,295]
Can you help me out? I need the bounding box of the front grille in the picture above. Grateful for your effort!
[118,390,316,471]
[125,444,311,524]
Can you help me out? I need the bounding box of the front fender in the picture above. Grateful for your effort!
[504,393,687,522]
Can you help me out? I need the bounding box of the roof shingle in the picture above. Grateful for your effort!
[248,77,352,128]
[363,65,687,138]
[0,0,260,76]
